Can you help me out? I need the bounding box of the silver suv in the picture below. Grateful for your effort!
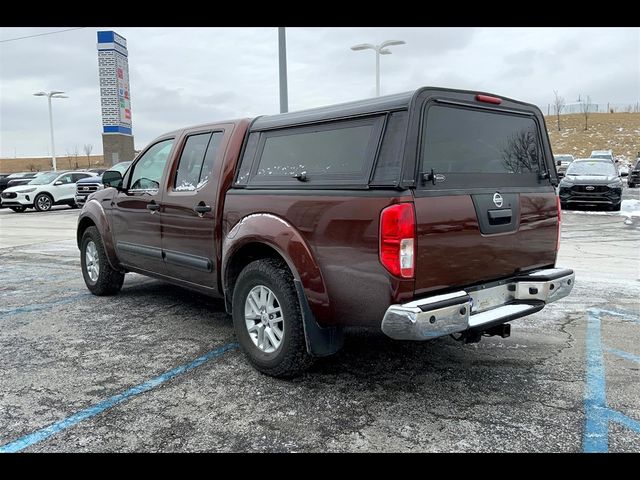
[590,150,616,163]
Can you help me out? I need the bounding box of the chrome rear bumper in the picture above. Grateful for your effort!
[381,267,574,341]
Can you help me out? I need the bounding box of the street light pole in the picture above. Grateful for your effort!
[375,48,380,97]
[350,40,406,97]
[278,27,289,113]
[34,91,68,171]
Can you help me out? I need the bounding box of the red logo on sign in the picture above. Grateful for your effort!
[124,108,131,119]
[117,68,123,79]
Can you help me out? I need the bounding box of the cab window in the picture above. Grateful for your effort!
[173,132,223,191]
[129,139,174,193]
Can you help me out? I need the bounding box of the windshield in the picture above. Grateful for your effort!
[28,172,59,185]
[590,154,611,160]
[566,161,617,176]
[110,161,132,175]
[8,172,29,178]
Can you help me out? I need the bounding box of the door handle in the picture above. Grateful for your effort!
[488,208,512,225]
[146,201,160,212]
[194,204,212,214]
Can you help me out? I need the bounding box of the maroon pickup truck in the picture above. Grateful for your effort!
[77,87,574,377]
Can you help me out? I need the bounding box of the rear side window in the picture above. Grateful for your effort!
[174,132,223,191]
[247,117,384,187]
[419,105,546,189]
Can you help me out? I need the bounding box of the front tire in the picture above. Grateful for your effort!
[34,193,53,212]
[232,258,312,378]
[81,226,125,295]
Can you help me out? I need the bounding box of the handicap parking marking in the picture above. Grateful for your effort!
[583,307,640,453]
[0,342,238,453]
[606,347,640,364]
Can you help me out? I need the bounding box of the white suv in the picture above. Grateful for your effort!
[1,171,94,212]
[590,150,616,163]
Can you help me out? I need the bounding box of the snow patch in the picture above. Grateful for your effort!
[620,199,640,225]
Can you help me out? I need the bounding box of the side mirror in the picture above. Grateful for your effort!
[556,160,562,166]
[102,170,124,190]
[54,181,63,186]
[557,172,565,179]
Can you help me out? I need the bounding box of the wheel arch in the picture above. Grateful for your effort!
[77,200,121,271]
[222,214,331,326]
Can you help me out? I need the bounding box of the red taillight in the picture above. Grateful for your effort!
[380,203,415,278]
[556,195,562,252]
[476,94,502,105]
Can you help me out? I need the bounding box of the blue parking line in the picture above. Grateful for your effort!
[607,409,640,434]
[583,308,640,453]
[583,309,609,453]
[0,293,91,320]
[593,308,640,324]
[606,347,640,364]
[0,342,238,453]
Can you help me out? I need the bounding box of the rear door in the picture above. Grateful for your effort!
[160,127,228,288]
[51,172,77,202]
[413,99,558,296]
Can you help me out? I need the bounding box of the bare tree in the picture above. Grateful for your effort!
[72,145,80,170]
[580,95,592,131]
[66,149,73,169]
[501,129,540,173]
[553,90,565,131]
[83,143,93,167]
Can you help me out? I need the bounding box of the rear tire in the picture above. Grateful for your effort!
[34,193,53,212]
[81,226,125,295]
[232,258,312,378]
[10,206,26,213]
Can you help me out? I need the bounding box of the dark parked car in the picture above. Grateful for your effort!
[0,172,36,194]
[77,86,574,377]
[6,171,52,188]
[75,162,132,207]
[559,159,623,210]
[628,159,640,188]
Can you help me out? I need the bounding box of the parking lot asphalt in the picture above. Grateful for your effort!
[0,188,638,452]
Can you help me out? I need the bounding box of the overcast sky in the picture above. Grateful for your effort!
[1,27,638,158]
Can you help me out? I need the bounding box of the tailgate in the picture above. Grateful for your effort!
[412,100,558,296]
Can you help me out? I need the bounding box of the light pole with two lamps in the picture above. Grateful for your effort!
[350,40,406,97]
[33,91,68,171]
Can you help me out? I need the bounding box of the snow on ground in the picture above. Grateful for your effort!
[563,200,640,225]
[620,199,640,225]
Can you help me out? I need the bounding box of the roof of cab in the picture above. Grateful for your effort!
[251,90,415,132]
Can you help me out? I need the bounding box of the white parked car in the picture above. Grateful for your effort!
[590,150,616,163]
[0,171,94,212]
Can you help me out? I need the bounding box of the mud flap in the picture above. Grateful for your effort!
[294,279,343,357]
